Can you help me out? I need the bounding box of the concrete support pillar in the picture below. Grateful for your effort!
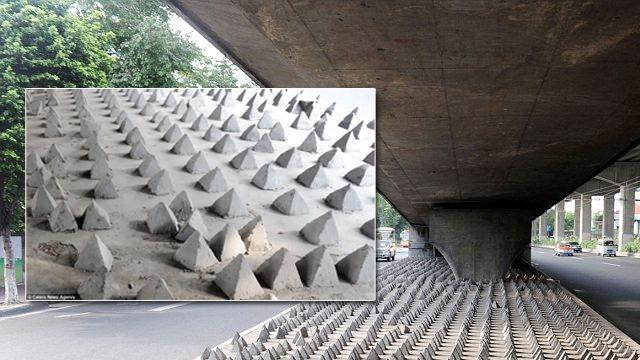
[618,185,636,247]
[408,226,427,257]
[579,194,592,244]
[602,194,615,239]
[555,201,565,241]
[538,212,548,240]
[574,198,581,239]
[428,208,533,281]
[531,218,539,238]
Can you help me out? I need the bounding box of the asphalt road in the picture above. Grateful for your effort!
[0,301,291,360]
[376,247,409,269]
[531,247,640,343]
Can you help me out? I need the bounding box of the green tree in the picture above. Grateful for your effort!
[376,193,411,240]
[565,212,574,232]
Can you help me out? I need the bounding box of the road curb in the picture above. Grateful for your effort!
[0,302,48,319]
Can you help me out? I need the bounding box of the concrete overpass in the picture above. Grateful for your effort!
[168,0,640,280]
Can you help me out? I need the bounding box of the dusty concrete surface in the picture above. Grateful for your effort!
[25,88,376,300]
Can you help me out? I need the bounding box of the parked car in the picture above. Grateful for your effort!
[554,242,574,256]
[568,241,582,252]
[376,240,396,261]
[400,240,410,248]
[596,239,617,257]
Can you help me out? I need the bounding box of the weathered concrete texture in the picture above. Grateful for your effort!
[136,275,174,300]
[74,234,113,272]
[146,202,179,235]
[77,270,120,300]
[335,244,374,285]
[255,248,304,290]
[174,230,219,271]
[295,245,339,287]
[214,254,264,300]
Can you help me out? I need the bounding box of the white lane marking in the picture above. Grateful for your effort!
[572,257,584,260]
[148,302,188,312]
[0,303,85,321]
[55,312,91,318]
[602,262,621,267]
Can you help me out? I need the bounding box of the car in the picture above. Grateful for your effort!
[400,240,410,248]
[376,240,396,261]
[568,241,582,252]
[596,239,617,257]
[554,242,573,256]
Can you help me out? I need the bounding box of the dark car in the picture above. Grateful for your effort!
[568,241,582,252]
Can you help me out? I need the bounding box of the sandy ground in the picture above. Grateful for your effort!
[26,88,376,301]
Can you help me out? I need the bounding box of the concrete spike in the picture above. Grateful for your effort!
[352,121,365,139]
[148,89,166,103]
[257,99,268,113]
[88,143,109,161]
[272,189,310,216]
[344,165,374,186]
[175,230,219,271]
[300,211,340,245]
[125,127,144,145]
[115,109,129,125]
[134,93,148,109]
[156,117,173,132]
[253,134,275,153]
[318,148,345,168]
[221,115,241,132]
[241,124,260,141]
[150,110,168,124]
[339,108,358,129]
[291,112,314,130]
[169,190,194,222]
[46,155,67,178]
[298,131,320,153]
[210,189,250,218]
[118,117,134,133]
[251,164,282,190]
[241,104,260,121]
[172,99,188,114]
[212,134,239,154]
[77,270,120,300]
[82,200,112,230]
[364,150,375,165]
[275,148,303,168]
[79,119,100,138]
[129,140,150,160]
[28,164,51,188]
[296,164,330,189]
[176,210,209,242]
[31,186,57,218]
[220,92,235,107]
[209,104,231,121]
[163,124,184,142]
[94,177,119,199]
[180,107,199,122]
[138,155,162,177]
[239,216,272,253]
[163,92,178,107]
[137,275,174,300]
[82,134,99,150]
[198,167,228,193]
[204,124,223,142]
[214,254,264,300]
[75,233,114,272]
[296,245,340,287]
[191,114,209,131]
[171,134,196,155]
[185,150,211,174]
[333,131,359,152]
[26,152,44,174]
[325,184,363,212]
[237,89,247,101]
[44,122,63,138]
[44,144,65,163]
[336,245,374,284]
[146,202,179,234]
[257,110,275,129]
[147,169,174,195]
[48,201,78,232]
[269,122,287,141]
[209,224,246,261]
[360,219,375,239]
[256,248,304,290]
[90,158,113,179]
[45,177,67,200]
[230,149,259,170]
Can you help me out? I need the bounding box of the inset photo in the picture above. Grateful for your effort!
[25,88,376,301]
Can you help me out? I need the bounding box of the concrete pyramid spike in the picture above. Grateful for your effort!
[318,148,345,168]
[269,122,287,141]
[275,148,303,168]
[28,166,52,188]
[221,115,241,132]
[48,92,60,106]
[46,111,62,128]
[209,223,246,261]
[339,107,358,128]
[137,275,174,300]
[140,103,158,116]
[257,110,275,129]
[256,248,303,290]
[240,124,260,141]
[360,219,375,238]
[345,165,375,186]
[94,177,119,199]
[325,184,363,212]
[211,89,223,101]
[272,90,284,106]
[364,150,375,165]
[147,169,174,195]
[237,89,247,101]
[198,167,228,193]
[241,104,260,121]
[48,201,78,232]
[134,93,148,109]
[246,93,258,107]
[185,150,211,174]
[335,245,374,284]
[315,120,340,140]
[129,140,150,160]
[251,163,282,190]
[46,155,67,178]
[148,89,166,103]
[295,245,340,287]
[239,216,272,253]
[220,91,236,107]
[163,124,184,142]
[324,102,336,115]
[27,98,43,115]
[272,189,310,216]
[210,189,250,218]
[230,149,259,170]
[115,110,129,125]
[296,164,330,189]
[77,270,119,300]
[171,134,196,155]
[333,131,359,152]
[253,134,275,153]
[151,110,168,123]
[257,99,268,113]
[172,99,188,114]
[163,92,178,107]
[176,209,209,242]
[45,176,67,200]
[175,230,219,271]
[45,122,64,138]
[156,117,172,132]
[367,119,375,130]
[88,143,108,161]
[291,112,314,130]
[75,234,114,272]
[82,134,99,150]
[26,152,44,174]
[191,114,209,131]
[118,117,134,133]
[180,107,199,122]
[82,199,112,230]
[169,190,194,222]
[125,127,144,145]
[31,186,57,218]
[137,155,162,177]
[300,211,339,245]
[214,254,264,300]
[146,202,179,234]
[44,144,65,163]
[90,157,113,179]
[208,103,231,121]
[202,125,223,143]
[212,134,238,154]
[352,121,365,139]
[298,131,320,153]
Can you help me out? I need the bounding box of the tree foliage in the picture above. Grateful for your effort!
[376,193,411,240]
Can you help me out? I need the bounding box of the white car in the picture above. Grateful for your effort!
[596,239,617,257]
